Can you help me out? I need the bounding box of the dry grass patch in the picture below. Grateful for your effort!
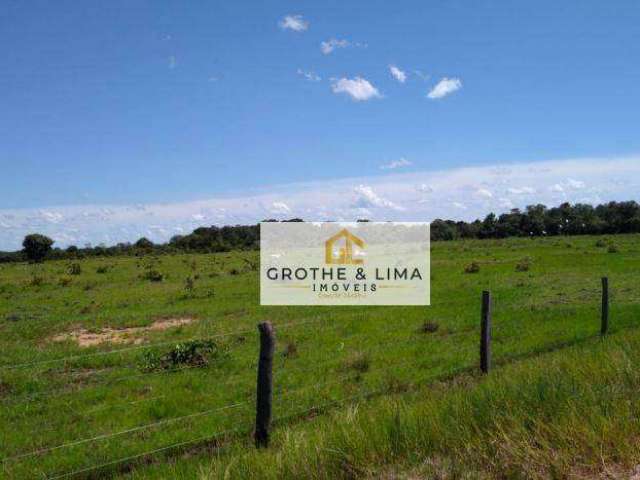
[51,316,197,347]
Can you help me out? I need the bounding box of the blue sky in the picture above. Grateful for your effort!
[1,1,640,249]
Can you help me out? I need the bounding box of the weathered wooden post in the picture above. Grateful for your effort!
[480,291,492,374]
[255,321,275,448]
[601,277,609,336]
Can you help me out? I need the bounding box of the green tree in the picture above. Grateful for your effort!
[22,234,54,262]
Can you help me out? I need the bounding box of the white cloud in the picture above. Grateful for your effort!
[279,15,309,32]
[1,156,638,250]
[507,186,536,195]
[320,38,349,54]
[427,77,462,99]
[352,185,403,211]
[270,201,291,214]
[566,178,586,189]
[331,77,381,101]
[389,65,406,83]
[475,188,493,199]
[550,184,564,193]
[297,69,321,82]
[380,158,412,170]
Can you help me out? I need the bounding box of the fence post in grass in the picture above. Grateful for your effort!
[480,291,492,374]
[601,277,609,336]
[255,321,275,448]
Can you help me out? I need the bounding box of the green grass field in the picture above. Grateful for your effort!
[1,234,639,479]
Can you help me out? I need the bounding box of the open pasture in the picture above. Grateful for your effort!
[1,234,639,478]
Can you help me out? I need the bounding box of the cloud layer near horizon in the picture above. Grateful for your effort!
[1,156,639,250]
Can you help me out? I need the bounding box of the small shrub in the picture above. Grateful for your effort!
[96,266,109,274]
[420,321,439,334]
[515,257,531,272]
[28,275,44,287]
[141,269,164,282]
[140,340,221,372]
[184,276,195,293]
[5,313,20,322]
[228,268,241,276]
[595,239,607,248]
[342,352,370,373]
[283,342,298,358]
[83,282,97,291]
[58,276,73,287]
[67,263,82,275]
[464,262,480,274]
[608,244,619,253]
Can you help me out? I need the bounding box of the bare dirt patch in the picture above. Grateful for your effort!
[52,317,197,347]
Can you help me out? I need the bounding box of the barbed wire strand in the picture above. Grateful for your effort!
[1,401,249,464]
[43,424,248,480]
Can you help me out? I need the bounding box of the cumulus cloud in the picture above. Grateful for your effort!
[279,15,309,32]
[380,158,412,170]
[270,201,291,214]
[566,178,586,189]
[0,156,638,250]
[331,77,381,101]
[507,186,536,195]
[475,188,493,199]
[320,38,349,54]
[297,69,321,82]
[352,185,403,211]
[389,65,406,83]
[427,77,462,99]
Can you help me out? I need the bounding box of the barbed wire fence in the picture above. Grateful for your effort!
[0,276,634,478]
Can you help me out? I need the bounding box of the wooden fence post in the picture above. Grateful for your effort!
[601,277,609,336]
[480,291,492,374]
[255,321,275,448]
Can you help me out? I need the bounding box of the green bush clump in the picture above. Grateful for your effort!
[28,275,44,287]
[141,268,164,282]
[140,340,222,372]
[67,263,82,275]
[420,321,439,333]
[515,257,532,272]
[464,261,480,274]
[607,244,619,253]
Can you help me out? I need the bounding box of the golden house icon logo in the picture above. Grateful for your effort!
[325,228,365,264]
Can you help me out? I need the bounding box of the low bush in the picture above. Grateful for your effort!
[67,263,82,275]
[515,257,531,272]
[28,275,44,287]
[420,321,439,334]
[141,269,164,282]
[283,342,298,358]
[140,340,222,372]
[464,261,480,274]
[342,352,370,374]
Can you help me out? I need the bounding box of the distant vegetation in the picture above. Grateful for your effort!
[1,200,639,263]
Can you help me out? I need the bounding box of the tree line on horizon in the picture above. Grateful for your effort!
[2,200,639,263]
